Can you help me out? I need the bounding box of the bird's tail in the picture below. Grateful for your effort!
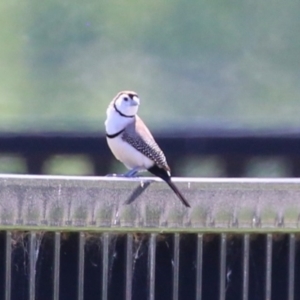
[165,178,191,207]
[147,165,191,208]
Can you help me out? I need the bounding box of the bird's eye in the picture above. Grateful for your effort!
[123,97,128,101]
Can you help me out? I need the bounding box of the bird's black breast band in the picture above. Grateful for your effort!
[106,128,125,138]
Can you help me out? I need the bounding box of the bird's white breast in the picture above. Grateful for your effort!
[105,108,154,170]
[106,136,154,170]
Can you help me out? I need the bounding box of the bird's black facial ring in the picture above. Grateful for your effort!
[113,102,135,118]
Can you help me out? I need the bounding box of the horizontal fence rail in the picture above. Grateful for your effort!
[0,175,299,231]
[0,176,300,300]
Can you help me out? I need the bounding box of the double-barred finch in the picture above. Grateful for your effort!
[105,91,190,208]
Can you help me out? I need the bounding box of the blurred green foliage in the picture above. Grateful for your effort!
[43,155,94,175]
[0,0,300,132]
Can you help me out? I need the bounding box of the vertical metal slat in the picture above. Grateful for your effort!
[265,234,272,300]
[242,234,250,300]
[126,234,133,300]
[173,233,180,300]
[196,234,203,300]
[219,234,227,300]
[77,232,85,300]
[53,232,61,300]
[102,233,109,300]
[148,233,157,300]
[288,234,295,300]
[5,231,12,300]
[29,232,37,300]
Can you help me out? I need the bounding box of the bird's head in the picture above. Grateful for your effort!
[113,91,140,117]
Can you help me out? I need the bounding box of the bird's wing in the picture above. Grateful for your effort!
[122,116,170,171]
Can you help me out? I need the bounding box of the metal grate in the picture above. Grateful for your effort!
[0,232,299,300]
[0,175,300,299]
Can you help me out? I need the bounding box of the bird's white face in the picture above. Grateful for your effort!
[114,92,140,117]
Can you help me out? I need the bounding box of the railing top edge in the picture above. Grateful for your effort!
[0,174,300,184]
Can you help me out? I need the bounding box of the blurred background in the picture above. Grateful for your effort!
[1,0,300,177]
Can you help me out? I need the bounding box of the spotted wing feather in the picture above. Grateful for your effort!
[122,116,170,171]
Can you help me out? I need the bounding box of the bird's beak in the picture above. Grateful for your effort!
[131,97,139,106]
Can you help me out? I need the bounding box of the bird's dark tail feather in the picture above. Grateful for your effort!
[147,165,191,208]
[165,179,191,208]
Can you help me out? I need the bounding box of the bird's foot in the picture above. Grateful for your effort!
[105,172,141,178]
[123,172,139,178]
[106,167,144,178]
[123,167,144,178]
[105,173,126,177]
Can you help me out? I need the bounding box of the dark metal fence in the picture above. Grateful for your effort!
[1,231,298,300]
[1,129,300,176]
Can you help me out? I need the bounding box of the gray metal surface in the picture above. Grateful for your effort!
[0,175,300,231]
[1,175,300,299]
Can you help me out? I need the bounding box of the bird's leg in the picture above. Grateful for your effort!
[106,167,144,178]
[123,167,144,177]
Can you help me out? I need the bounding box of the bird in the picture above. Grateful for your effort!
[104,90,190,208]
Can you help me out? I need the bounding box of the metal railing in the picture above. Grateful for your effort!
[0,175,299,300]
